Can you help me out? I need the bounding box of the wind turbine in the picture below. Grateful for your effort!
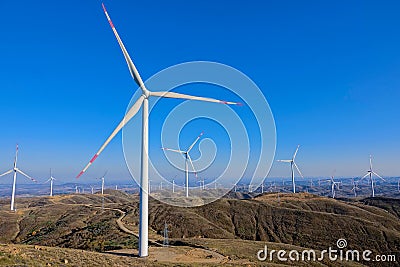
[44,169,56,197]
[90,185,95,194]
[98,171,107,195]
[351,178,360,197]
[360,155,384,197]
[327,174,341,198]
[159,181,163,190]
[149,180,153,194]
[277,145,303,193]
[397,179,400,193]
[171,176,176,193]
[214,181,218,190]
[197,177,205,190]
[309,178,314,188]
[201,178,206,190]
[76,4,240,258]
[0,145,37,211]
[268,182,276,192]
[162,132,203,198]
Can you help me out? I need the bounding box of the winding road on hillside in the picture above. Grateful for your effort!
[43,195,231,264]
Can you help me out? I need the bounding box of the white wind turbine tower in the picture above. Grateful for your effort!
[162,132,204,198]
[171,175,177,193]
[90,185,95,194]
[397,179,400,193]
[277,145,303,193]
[148,180,152,195]
[159,181,163,190]
[0,145,37,211]
[44,169,56,197]
[76,4,241,257]
[360,155,384,198]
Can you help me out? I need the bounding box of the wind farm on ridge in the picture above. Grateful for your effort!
[0,2,399,266]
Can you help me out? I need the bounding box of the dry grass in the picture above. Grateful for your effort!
[0,191,399,266]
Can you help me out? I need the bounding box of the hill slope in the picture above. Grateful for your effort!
[0,191,399,265]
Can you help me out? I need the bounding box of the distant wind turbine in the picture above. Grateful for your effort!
[351,178,360,197]
[309,178,314,188]
[97,171,107,195]
[76,4,240,257]
[0,145,37,211]
[171,175,177,193]
[277,145,304,193]
[197,178,205,190]
[162,132,204,198]
[398,179,400,193]
[268,182,276,192]
[360,155,384,197]
[44,169,56,197]
[327,174,341,198]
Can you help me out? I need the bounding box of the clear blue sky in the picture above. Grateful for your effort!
[0,0,399,185]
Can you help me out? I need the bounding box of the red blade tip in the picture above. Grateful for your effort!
[76,171,84,179]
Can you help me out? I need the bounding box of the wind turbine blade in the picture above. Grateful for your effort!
[360,173,370,180]
[16,169,37,182]
[292,145,300,160]
[187,132,204,153]
[13,144,19,169]
[293,162,304,178]
[0,169,13,177]
[77,96,144,178]
[369,155,373,170]
[187,154,198,179]
[372,171,385,181]
[44,178,51,184]
[102,4,146,91]
[150,91,242,106]
[161,148,185,154]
